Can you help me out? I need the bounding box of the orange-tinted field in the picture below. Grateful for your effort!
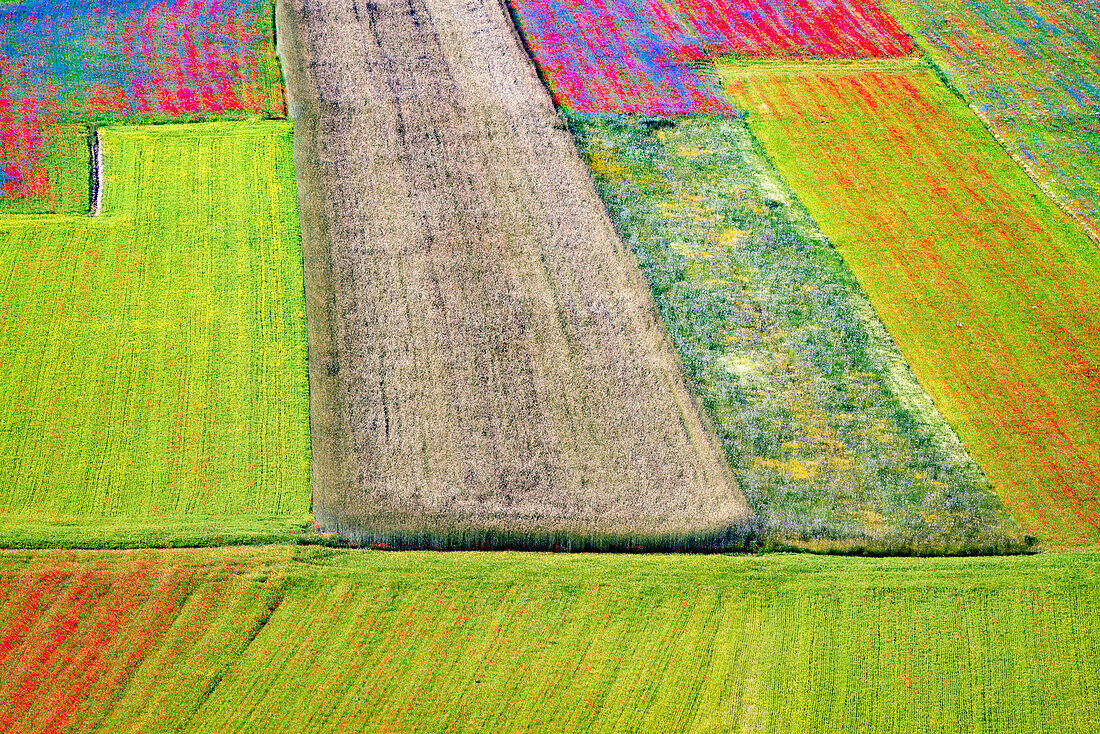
[721,61,1100,546]
[0,548,287,733]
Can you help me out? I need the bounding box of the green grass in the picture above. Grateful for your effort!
[3,547,1097,732]
[0,121,311,547]
[570,113,1027,555]
[719,61,1100,547]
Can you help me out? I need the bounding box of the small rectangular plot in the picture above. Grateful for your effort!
[507,0,737,114]
[0,124,89,215]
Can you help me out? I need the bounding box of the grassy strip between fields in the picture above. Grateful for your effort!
[0,547,1097,733]
[718,59,1100,548]
[0,121,311,547]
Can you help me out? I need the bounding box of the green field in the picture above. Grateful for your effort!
[2,3,1099,732]
[1,547,1097,732]
[570,114,1026,554]
[719,60,1100,547]
[0,121,311,548]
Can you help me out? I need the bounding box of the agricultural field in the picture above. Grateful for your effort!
[0,125,89,215]
[2,547,1099,732]
[1,0,1100,729]
[506,0,912,114]
[885,0,1100,239]
[0,546,290,733]
[0,122,312,547]
[572,114,1027,553]
[278,0,752,550]
[720,60,1100,546]
[676,0,914,57]
[0,0,283,212]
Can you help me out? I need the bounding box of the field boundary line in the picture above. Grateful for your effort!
[179,575,294,725]
[92,128,103,215]
[66,565,206,734]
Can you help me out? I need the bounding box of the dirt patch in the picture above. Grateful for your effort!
[276,0,752,548]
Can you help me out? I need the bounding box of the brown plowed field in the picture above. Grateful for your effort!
[276,0,751,548]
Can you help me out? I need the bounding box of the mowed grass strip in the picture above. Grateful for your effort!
[719,62,1100,547]
[0,121,311,547]
[0,546,291,734]
[4,548,1092,733]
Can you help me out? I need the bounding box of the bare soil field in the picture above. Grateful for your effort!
[276,0,751,548]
